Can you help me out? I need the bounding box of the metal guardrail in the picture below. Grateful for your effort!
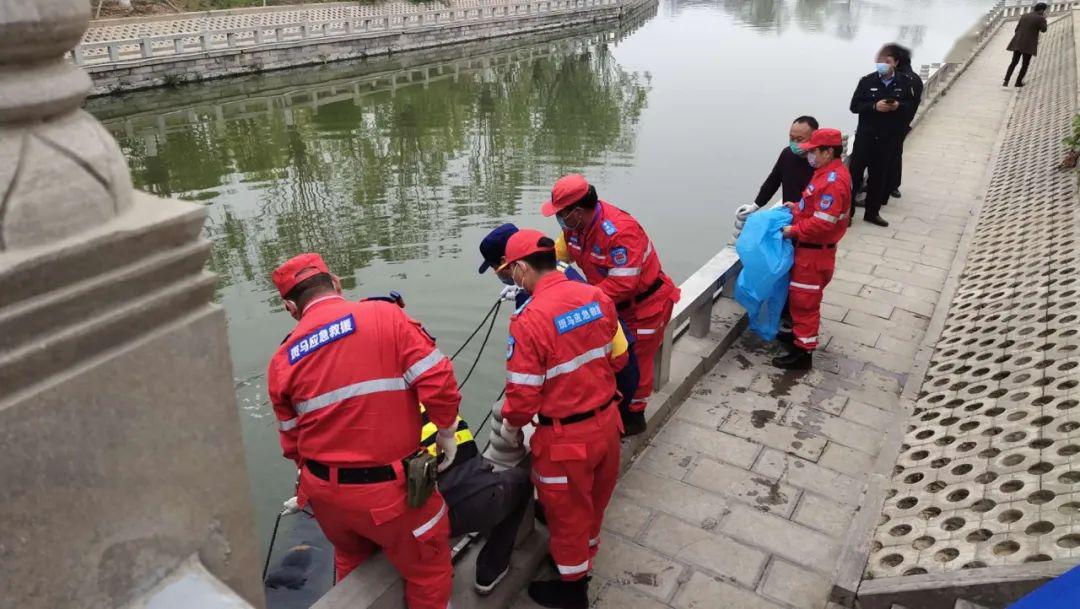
[72,0,621,66]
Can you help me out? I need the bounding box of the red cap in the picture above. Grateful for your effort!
[497,229,555,271]
[798,128,844,151]
[540,174,590,217]
[272,253,331,298]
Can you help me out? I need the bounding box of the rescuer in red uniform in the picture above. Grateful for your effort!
[266,253,461,609]
[496,230,628,609]
[775,128,852,370]
[544,175,679,435]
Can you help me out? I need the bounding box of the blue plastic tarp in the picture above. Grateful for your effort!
[734,207,794,341]
[1009,564,1080,609]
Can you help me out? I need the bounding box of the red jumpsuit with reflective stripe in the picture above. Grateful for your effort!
[502,273,626,580]
[268,295,460,609]
[787,159,852,351]
[561,201,680,413]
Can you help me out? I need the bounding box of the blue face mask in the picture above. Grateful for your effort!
[789,140,806,156]
[876,62,891,76]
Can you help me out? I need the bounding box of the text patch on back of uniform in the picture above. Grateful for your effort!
[554,302,604,335]
[610,247,628,266]
[288,314,355,364]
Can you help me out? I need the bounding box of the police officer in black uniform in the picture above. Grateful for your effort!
[848,45,915,228]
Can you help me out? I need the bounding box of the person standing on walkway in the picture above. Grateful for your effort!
[1004,3,1049,87]
[848,44,914,227]
[497,229,627,609]
[544,174,680,433]
[775,128,852,370]
[267,253,460,609]
[883,43,923,200]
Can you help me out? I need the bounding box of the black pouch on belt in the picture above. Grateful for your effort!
[403,452,438,508]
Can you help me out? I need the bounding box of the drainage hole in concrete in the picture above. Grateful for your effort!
[951,464,973,476]
[958,442,978,452]
[1006,411,1028,422]
[1027,490,1056,505]
[911,450,929,461]
[1056,534,1080,549]
[1027,462,1054,475]
[886,488,899,499]
[978,448,1001,459]
[889,524,912,537]
[903,567,928,576]
[993,541,1020,556]
[1001,480,1025,493]
[897,497,919,509]
[1002,454,1026,467]
[1059,445,1080,457]
[961,561,987,569]
[1030,438,1054,449]
[1025,521,1055,535]
[1024,554,1053,563]
[880,554,904,567]
[1057,399,1078,411]
[1058,471,1080,484]
[926,481,948,493]
[985,407,1006,417]
[919,507,942,520]
[912,536,936,550]
[1031,416,1056,428]
[946,489,970,503]
[1059,502,1080,516]
[935,435,957,447]
[982,426,1004,437]
[942,517,966,531]
[966,529,993,543]
[931,457,953,469]
[879,514,891,526]
[904,473,925,484]
[959,421,981,432]
[971,499,997,513]
[1058,422,1080,433]
[934,548,960,562]
[999,509,1024,524]
[975,472,999,484]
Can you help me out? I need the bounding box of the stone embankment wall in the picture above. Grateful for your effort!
[83,0,650,95]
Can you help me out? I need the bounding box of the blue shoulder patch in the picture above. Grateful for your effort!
[506,336,515,360]
[611,246,629,266]
[601,220,617,236]
[827,171,837,183]
[820,194,834,210]
[288,314,355,365]
[554,301,604,335]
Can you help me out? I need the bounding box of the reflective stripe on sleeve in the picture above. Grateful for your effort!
[789,281,821,290]
[608,267,641,277]
[279,418,299,431]
[589,537,600,547]
[534,473,569,485]
[813,211,840,224]
[295,377,409,415]
[635,328,657,335]
[556,560,590,576]
[644,241,653,258]
[546,345,612,379]
[403,348,446,385]
[507,371,545,386]
[412,501,447,538]
[797,336,818,344]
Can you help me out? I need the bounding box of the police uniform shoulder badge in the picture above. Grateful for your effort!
[601,220,617,236]
[611,246,629,266]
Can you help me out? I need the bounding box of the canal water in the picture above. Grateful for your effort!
[88,0,995,603]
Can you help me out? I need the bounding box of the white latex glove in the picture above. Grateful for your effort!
[499,420,523,448]
[732,203,758,242]
[282,496,300,515]
[499,285,522,301]
[435,428,458,472]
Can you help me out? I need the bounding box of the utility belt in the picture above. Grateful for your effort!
[793,241,836,250]
[306,451,437,507]
[616,277,665,312]
[537,396,615,426]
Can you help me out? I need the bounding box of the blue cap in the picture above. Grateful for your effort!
[478,223,519,273]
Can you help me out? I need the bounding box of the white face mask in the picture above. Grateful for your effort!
[511,262,526,289]
[807,151,819,168]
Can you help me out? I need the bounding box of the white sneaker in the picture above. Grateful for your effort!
[474,567,509,596]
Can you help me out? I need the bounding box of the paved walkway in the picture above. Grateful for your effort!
[510,18,1025,609]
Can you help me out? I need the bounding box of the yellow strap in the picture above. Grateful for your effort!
[610,322,629,360]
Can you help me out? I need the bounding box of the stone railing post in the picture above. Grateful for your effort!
[0,2,263,609]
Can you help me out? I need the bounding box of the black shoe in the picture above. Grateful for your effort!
[890,189,901,198]
[776,330,795,344]
[528,577,590,609]
[475,566,509,596]
[864,215,890,227]
[772,348,812,370]
[621,410,647,437]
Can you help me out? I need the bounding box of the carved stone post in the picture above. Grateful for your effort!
[0,2,262,609]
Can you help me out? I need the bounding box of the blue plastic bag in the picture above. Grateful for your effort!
[734,207,794,341]
[1009,564,1080,609]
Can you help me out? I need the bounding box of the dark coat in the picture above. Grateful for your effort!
[850,71,915,137]
[1007,12,1048,56]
